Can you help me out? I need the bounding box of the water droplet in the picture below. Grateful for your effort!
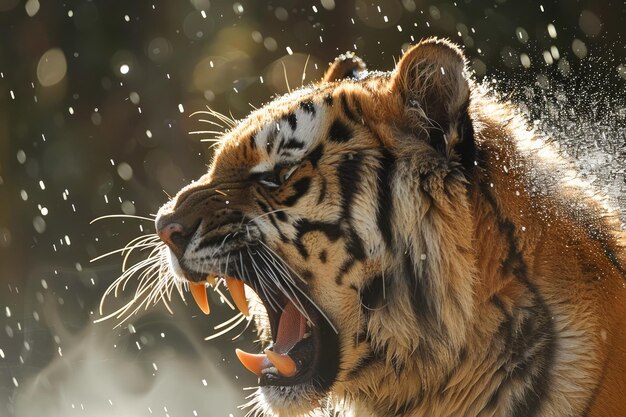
[320,0,335,10]
[16,150,26,164]
[24,0,39,16]
[572,39,588,59]
[117,162,133,181]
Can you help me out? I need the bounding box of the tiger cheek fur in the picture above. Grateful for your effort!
[149,38,626,417]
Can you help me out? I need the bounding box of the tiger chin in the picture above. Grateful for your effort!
[151,38,626,417]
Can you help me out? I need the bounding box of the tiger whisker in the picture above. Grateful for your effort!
[256,247,311,323]
[214,311,245,330]
[89,240,159,263]
[205,314,247,341]
[189,130,227,135]
[90,214,156,224]
[282,60,291,93]
[123,241,162,274]
[214,285,237,311]
[258,241,338,333]
[301,54,311,85]
[246,247,281,313]
[196,119,228,129]
[190,107,237,128]
[246,208,289,224]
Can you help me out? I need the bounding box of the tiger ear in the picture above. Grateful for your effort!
[390,38,474,167]
[323,52,367,82]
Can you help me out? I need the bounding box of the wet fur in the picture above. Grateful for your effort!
[154,38,626,417]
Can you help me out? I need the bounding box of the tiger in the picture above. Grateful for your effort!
[144,38,626,416]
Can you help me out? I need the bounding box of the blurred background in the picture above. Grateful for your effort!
[0,0,624,416]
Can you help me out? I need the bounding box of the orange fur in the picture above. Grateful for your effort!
[151,38,626,417]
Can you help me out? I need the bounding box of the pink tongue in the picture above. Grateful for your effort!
[274,301,306,354]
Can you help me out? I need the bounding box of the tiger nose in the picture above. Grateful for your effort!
[156,221,192,258]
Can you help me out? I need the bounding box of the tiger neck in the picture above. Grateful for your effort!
[358,140,558,417]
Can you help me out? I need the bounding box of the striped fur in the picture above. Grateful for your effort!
[156,39,626,417]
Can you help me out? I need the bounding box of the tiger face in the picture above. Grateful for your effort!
[154,39,476,415]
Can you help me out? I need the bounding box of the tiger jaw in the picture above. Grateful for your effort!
[164,244,341,393]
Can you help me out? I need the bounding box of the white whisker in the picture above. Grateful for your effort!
[89,240,159,263]
[90,214,155,224]
[204,314,247,341]
[246,208,289,224]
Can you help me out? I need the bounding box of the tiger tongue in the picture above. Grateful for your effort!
[235,301,306,378]
[274,300,307,354]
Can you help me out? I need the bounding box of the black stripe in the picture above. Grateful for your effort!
[324,94,333,106]
[283,138,305,150]
[307,144,324,168]
[361,273,388,310]
[584,221,626,277]
[403,252,432,320]
[256,200,287,241]
[338,152,364,219]
[195,220,244,250]
[318,250,327,263]
[299,100,315,115]
[328,119,353,143]
[335,257,356,285]
[376,149,396,249]
[294,220,343,241]
[346,228,366,260]
[317,176,327,204]
[276,135,286,153]
[341,93,358,122]
[249,134,256,149]
[275,210,287,222]
[509,287,554,417]
[286,113,297,130]
[347,350,380,380]
[265,125,279,154]
[479,179,555,417]
[491,295,514,348]
[281,177,311,207]
[455,100,476,173]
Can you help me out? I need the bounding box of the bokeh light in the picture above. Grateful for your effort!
[36,49,67,87]
[0,1,624,417]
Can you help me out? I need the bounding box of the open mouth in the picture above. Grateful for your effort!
[175,254,340,391]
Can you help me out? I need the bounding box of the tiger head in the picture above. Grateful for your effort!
[155,38,477,416]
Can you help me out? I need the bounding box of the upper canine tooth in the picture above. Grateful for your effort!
[189,282,210,315]
[265,349,297,378]
[225,276,249,317]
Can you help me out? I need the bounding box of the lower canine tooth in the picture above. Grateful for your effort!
[265,349,297,378]
[225,276,250,316]
[235,349,267,377]
[189,282,210,315]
